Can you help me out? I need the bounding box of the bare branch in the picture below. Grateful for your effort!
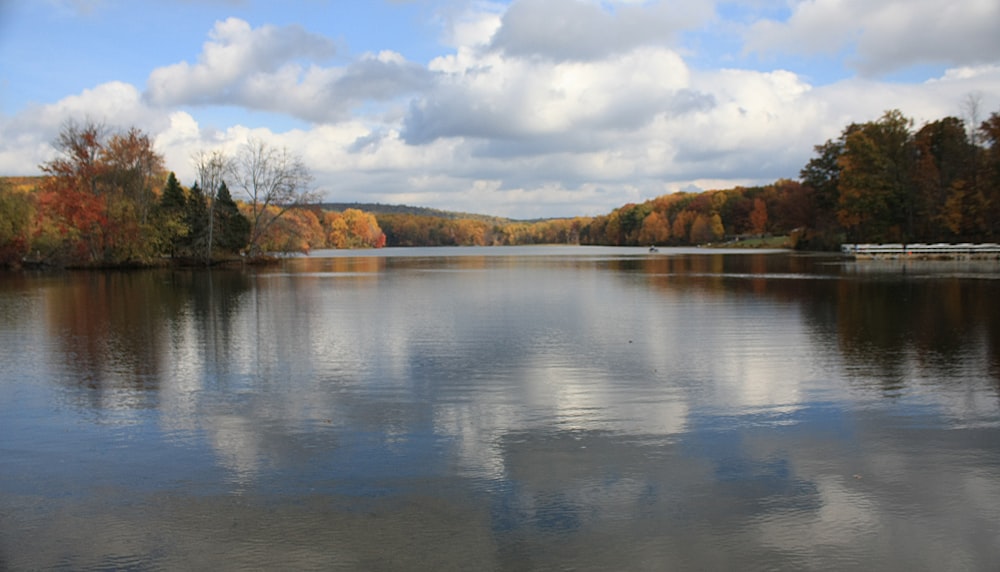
[230,137,316,255]
[191,149,234,263]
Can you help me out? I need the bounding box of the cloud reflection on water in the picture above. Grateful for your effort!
[3,249,999,569]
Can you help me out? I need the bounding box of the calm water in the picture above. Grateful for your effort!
[2,246,999,571]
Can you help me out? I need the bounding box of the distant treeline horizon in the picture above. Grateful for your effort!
[3,106,999,267]
[368,107,1000,250]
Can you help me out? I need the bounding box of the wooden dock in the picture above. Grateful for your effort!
[841,243,1000,260]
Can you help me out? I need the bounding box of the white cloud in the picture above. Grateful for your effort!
[929,64,1000,84]
[146,17,335,103]
[8,81,154,133]
[439,2,504,49]
[4,2,1000,219]
[144,18,435,123]
[744,0,1000,76]
[489,0,714,61]
[0,81,168,174]
[405,47,696,144]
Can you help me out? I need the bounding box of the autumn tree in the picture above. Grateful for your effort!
[377,212,433,246]
[37,120,110,262]
[671,210,695,244]
[322,209,386,248]
[103,128,166,261]
[583,215,609,245]
[912,117,975,239]
[749,198,768,235]
[0,180,35,266]
[245,205,324,254]
[229,137,317,256]
[44,119,107,196]
[637,211,670,245]
[34,119,171,264]
[837,110,915,242]
[769,179,813,234]
[978,112,1000,238]
[690,212,724,244]
[603,209,624,245]
[102,126,164,228]
[445,218,489,246]
[716,190,752,236]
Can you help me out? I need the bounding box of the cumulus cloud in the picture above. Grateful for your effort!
[744,0,1000,76]
[144,18,435,123]
[330,51,437,103]
[403,47,697,145]
[146,17,335,104]
[489,0,714,61]
[0,81,169,173]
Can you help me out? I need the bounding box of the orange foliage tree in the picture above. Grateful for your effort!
[323,209,386,249]
[36,120,165,265]
[237,205,323,254]
[637,211,670,245]
[749,198,768,235]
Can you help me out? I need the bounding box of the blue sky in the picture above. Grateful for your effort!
[1,0,998,218]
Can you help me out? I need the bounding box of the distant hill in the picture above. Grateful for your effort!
[0,178,553,223]
[318,202,516,223]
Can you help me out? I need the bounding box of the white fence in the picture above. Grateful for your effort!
[841,243,1000,259]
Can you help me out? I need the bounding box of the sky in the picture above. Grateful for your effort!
[0,0,998,219]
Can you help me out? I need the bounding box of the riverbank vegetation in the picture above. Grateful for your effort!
[2,106,999,268]
[575,106,1000,250]
[0,120,386,268]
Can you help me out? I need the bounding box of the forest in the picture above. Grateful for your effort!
[377,107,1000,249]
[2,106,999,268]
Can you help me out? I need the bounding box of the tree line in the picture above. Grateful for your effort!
[0,120,386,268]
[3,105,999,267]
[372,107,1000,249]
[582,105,1000,249]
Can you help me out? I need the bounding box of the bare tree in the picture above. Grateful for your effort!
[229,137,317,256]
[962,91,984,148]
[193,149,233,263]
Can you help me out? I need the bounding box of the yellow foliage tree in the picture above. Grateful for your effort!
[637,211,670,245]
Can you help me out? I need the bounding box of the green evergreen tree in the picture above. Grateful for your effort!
[155,172,188,256]
[214,182,250,254]
[184,182,208,257]
[160,172,186,212]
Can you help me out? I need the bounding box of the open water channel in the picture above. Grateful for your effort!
[1,246,999,570]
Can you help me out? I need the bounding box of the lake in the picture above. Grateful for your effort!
[1,246,999,570]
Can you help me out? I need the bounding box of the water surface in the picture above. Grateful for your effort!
[2,246,999,570]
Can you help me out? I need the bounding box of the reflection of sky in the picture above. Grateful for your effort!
[2,252,1000,569]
